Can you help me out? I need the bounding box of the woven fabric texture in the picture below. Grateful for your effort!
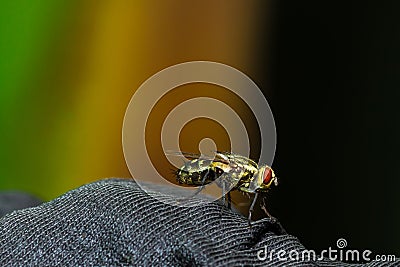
[0,178,398,266]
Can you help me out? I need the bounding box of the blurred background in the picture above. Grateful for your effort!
[0,0,398,258]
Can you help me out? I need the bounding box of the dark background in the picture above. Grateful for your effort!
[256,1,400,256]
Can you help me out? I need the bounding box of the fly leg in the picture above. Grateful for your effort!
[227,192,231,210]
[219,181,227,219]
[261,196,276,222]
[248,192,259,227]
[179,169,211,201]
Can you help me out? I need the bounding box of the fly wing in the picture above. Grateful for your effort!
[216,151,258,168]
[165,150,230,164]
[234,155,258,168]
[165,150,204,160]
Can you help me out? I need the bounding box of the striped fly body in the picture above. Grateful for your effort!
[173,151,278,225]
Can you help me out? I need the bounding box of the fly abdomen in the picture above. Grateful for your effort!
[176,159,219,186]
[176,169,216,185]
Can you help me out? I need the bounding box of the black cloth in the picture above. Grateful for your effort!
[0,191,42,217]
[0,178,398,266]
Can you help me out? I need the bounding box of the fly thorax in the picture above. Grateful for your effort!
[248,168,264,192]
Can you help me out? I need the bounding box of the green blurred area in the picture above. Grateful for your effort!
[0,1,73,197]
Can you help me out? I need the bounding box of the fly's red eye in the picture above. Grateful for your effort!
[263,168,272,184]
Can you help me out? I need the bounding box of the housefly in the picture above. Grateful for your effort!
[171,151,278,225]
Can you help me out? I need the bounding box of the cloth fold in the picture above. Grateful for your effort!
[0,178,398,266]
